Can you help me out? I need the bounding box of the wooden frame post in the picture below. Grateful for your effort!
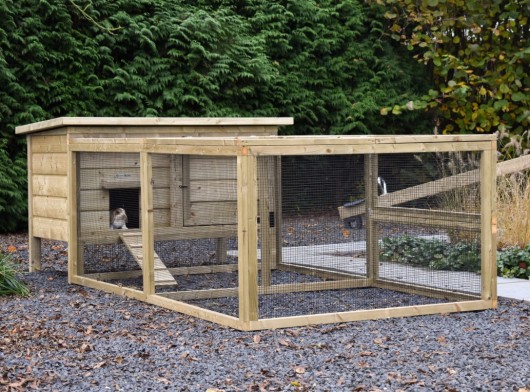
[67,150,80,283]
[480,142,497,304]
[237,150,259,324]
[258,156,275,286]
[141,151,155,296]
[27,136,42,272]
[365,154,379,282]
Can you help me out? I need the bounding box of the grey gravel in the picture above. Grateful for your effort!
[1,232,530,391]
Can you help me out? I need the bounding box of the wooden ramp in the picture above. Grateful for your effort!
[119,232,177,287]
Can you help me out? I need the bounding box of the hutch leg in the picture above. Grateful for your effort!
[29,236,42,272]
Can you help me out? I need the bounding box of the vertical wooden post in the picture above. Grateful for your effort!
[365,154,379,282]
[27,136,41,272]
[237,149,259,324]
[258,156,273,287]
[169,155,183,228]
[480,142,497,304]
[67,150,80,283]
[274,156,283,268]
[141,151,155,296]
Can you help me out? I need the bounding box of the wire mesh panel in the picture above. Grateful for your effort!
[70,134,496,330]
[254,152,483,319]
[78,152,146,290]
[152,154,240,316]
[375,152,482,297]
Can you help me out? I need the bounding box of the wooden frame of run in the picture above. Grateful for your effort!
[65,133,497,331]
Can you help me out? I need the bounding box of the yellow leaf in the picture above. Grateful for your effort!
[479,86,487,96]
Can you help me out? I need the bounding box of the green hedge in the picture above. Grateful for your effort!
[0,0,430,232]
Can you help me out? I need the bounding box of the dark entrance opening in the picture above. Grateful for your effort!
[109,188,140,229]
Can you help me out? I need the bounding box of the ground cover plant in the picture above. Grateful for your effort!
[0,252,29,296]
[379,235,481,273]
[380,235,530,280]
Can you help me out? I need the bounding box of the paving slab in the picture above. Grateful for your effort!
[497,277,530,302]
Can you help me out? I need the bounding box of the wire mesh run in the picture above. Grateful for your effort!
[72,138,494,329]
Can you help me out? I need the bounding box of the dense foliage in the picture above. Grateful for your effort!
[374,0,530,157]
[0,0,429,232]
[381,235,530,279]
[497,245,530,279]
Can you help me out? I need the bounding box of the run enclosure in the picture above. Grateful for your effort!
[68,134,497,330]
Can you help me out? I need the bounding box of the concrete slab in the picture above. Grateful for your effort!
[497,277,530,302]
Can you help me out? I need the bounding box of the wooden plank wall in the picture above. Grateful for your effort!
[30,135,69,241]
[183,156,238,226]
[78,152,171,234]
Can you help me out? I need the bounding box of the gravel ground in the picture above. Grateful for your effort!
[1,230,530,392]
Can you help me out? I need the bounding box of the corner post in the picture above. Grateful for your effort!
[237,147,259,325]
[365,154,379,283]
[480,141,497,304]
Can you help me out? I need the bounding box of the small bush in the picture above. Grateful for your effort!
[0,253,29,296]
[497,245,530,280]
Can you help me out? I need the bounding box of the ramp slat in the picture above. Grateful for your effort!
[119,233,177,287]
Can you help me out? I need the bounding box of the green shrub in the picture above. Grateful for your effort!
[0,252,29,296]
[380,235,481,273]
[0,0,431,232]
[497,245,530,280]
[0,141,27,232]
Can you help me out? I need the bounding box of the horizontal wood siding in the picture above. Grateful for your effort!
[184,156,238,226]
[32,217,68,241]
[29,134,68,241]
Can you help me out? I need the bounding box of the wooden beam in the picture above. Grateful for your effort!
[79,225,237,245]
[141,152,156,295]
[372,279,480,302]
[161,278,372,301]
[27,137,41,272]
[68,150,80,282]
[365,154,379,283]
[247,300,495,331]
[16,117,294,134]
[339,153,530,222]
[481,143,497,303]
[372,207,481,230]
[237,152,259,322]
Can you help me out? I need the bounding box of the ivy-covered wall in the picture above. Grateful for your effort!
[0,0,430,232]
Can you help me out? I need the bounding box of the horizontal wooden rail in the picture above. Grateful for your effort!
[339,154,530,221]
[372,206,481,230]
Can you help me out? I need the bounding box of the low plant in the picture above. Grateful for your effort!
[497,245,530,280]
[0,252,29,296]
[380,235,481,273]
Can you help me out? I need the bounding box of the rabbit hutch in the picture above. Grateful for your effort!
[17,118,497,331]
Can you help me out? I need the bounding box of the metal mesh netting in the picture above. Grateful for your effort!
[77,150,483,320]
[252,152,482,319]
